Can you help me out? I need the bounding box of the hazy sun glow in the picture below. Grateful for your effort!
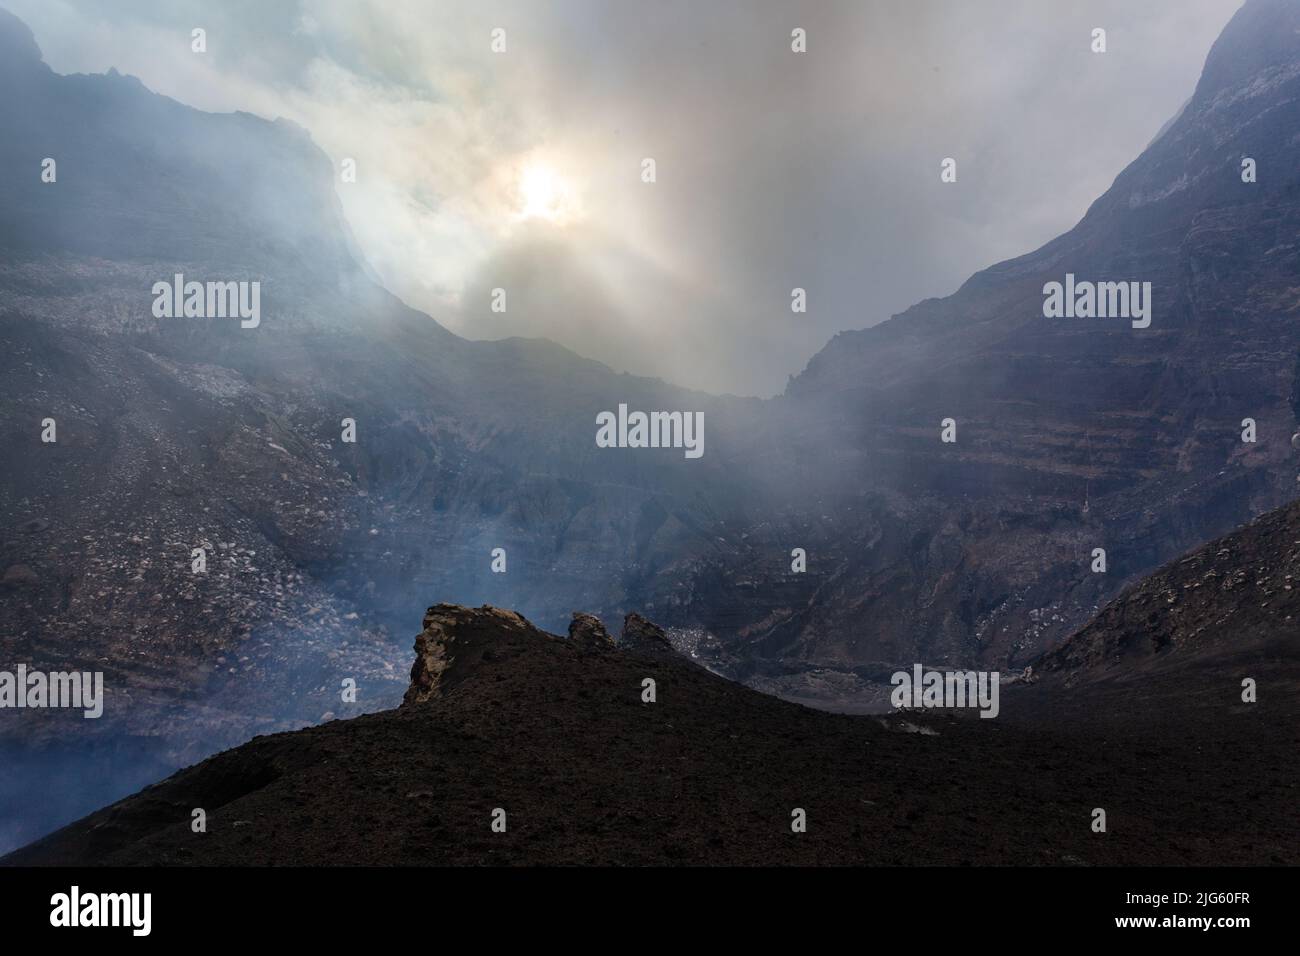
[515,162,576,223]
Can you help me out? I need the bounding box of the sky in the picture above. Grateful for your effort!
[6,0,1244,396]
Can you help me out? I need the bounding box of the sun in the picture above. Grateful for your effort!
[515,162,574,223]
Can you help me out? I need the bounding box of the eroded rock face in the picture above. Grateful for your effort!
[402,603,537,705]
[1036,494,1300,683]
[403,605,673,704]
[568,612,614,648]
[621,613,673,654]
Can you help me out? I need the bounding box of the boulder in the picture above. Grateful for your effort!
[568,612,614,648]
[620,612,673,654]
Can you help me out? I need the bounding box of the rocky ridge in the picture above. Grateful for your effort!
[5,536,1296,866]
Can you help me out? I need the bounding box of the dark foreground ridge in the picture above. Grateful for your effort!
[7,505,1300,865]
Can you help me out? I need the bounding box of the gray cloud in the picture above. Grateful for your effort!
[7,0,1243,395]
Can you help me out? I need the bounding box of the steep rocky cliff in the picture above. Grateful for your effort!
[677,0,1300,680]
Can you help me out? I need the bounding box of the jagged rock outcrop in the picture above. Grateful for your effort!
[403,605,666,704]
[620,612,674,654]
[402,604,543,705]
[568,611,614,648]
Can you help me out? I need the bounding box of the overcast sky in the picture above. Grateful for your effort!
[8,0,1243,396]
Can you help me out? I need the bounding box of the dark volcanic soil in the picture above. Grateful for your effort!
[5,558,1297,865]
